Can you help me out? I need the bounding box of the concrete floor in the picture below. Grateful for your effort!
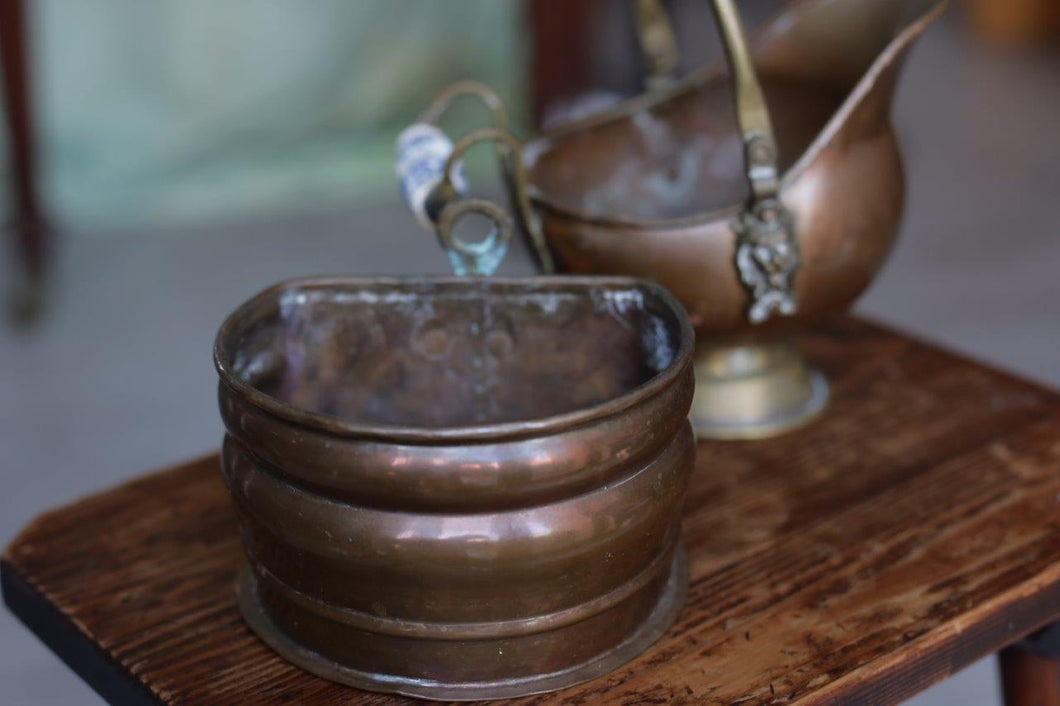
[1,16,1058,706]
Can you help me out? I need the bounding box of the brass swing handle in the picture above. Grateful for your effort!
[395,81,555,277]
[709,0,780,202]
[634,0,798,324]
[634,0,779,201]
[710,0,799,324]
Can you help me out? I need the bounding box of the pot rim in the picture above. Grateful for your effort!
[215,275,695,444]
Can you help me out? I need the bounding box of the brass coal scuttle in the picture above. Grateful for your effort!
[425,0,947,438]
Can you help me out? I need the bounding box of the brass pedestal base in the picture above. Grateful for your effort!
[690,341,828,440]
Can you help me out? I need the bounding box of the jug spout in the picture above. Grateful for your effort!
[767,0,949,185]
[768,0,947,325]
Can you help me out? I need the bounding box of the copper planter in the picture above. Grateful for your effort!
[214,276,695,700]
[522,0,947,438]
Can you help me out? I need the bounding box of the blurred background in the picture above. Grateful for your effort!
[1,0,1058,703]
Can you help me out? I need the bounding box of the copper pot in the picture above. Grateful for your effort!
[516,0,947,438]
[215,276,695,700]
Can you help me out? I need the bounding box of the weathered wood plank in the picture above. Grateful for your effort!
[4,318,1060,704]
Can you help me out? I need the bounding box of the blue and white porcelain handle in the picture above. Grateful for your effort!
[395,123,470,233]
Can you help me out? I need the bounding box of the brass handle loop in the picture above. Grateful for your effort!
[396,83,555,277]
[417,80,510,133]
[432,129,524,276]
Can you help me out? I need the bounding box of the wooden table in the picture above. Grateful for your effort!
[4,318,1060,705]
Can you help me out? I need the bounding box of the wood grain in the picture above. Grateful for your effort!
[5,318,1060,705]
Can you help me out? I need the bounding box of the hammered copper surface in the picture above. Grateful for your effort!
[213,276,696,700]
[526,0,946,336]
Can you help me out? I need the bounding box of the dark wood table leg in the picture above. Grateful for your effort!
[1001,623,1060,706]
[1,0,52,321]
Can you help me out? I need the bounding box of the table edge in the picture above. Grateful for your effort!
[1,560,161,706]
[811,563,1060,704]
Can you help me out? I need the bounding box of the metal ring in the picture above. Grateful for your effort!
[418,80,509,133]
[441,128,555,275]
[436,198,512,277]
